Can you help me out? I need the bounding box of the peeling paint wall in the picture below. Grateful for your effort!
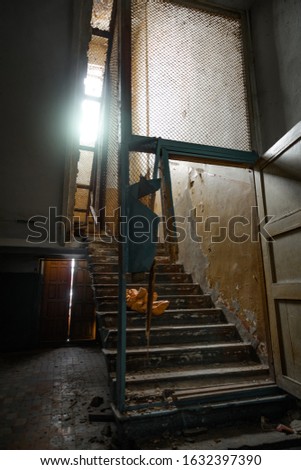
[170,160,268,361]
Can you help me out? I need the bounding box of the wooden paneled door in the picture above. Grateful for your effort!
[256,123,301,399]
[40,260,71,341]
[40,259,95,342]
[69,260,96,341]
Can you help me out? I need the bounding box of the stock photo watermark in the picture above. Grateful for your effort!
[26,206,274,245]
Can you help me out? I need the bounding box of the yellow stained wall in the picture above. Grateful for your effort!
[170,160,268,362]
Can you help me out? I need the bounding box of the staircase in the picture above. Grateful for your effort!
[88,239,292,439]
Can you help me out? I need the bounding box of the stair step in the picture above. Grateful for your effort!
[124,383,282,409]
[93,283,202,297]
[96,294,213,311]
[89,240,166,250]
[112,387,292,440]
[103,342,259,372]
[88,254,171,264]
[125,378,275,405]
[103,324,240,348]
[120,363,271,392]
[89,246,167,257]
[97,308,226,328]
[91,272,193,284]
[89,263,184,274]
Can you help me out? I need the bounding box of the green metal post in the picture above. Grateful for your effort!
[161,148,178,263]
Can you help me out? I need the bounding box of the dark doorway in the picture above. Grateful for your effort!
[40,259,95,342]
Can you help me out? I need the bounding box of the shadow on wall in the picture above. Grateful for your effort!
[0,272,41,352]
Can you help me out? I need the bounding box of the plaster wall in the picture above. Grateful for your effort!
[170,160,268,360]
[0,0,92,246]
[250,0,301,152]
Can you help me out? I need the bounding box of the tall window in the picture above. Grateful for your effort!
[73,34,108,228]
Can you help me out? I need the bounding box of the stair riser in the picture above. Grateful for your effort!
[96,295,213,311]
[91,273,193,284]
[93,284,201,296]
[89,264,184,274]
[105,345,257,372]
[97,310,226,328]
[104,326,240,348]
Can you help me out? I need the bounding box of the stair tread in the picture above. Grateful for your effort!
[93,283,199,287]
[106,323,236,333]
[120,392,289,419]
[97,294,210,299]
[126,380,276,401]
[112,363,270,383]
[124,383,282,408]
[103,341,253,355]
[97,308,223,315]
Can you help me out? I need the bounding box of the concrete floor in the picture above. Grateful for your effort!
[0,343,116,450]
[1,343,301,451]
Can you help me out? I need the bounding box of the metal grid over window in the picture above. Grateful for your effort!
[86,35,108,97]
[129,152,155,185]
[76,150,94,186]
[131,0,251,151]
[91,0,113,31]
[103,22,120,225]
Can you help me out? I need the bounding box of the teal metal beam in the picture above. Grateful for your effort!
[129,135,258,167]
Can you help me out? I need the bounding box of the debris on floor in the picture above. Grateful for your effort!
[89,396,104,408]
[290,420,301,434]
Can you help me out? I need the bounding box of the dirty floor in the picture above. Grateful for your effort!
[1,343,301,451]
[0,343,116,450]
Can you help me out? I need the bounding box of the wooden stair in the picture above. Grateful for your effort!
[87,239,292,438]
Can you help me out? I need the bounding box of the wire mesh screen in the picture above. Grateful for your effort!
[91,0,113,31]
[103,21,120,233]
[86,35,108,97]
[76,150,94,186]
[75,187,89,210]
[131,0,251,151]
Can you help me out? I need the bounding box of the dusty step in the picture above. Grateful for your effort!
[96,294,213,311]
[119,363,271,393]
[103,324,240,348]
[88,246,167,257]
[125,382,279,408]
[89,240,166,249]
[91,272,193,284]
[112,388,292,440]
[97,308,226,328]
[93,283,202,297]
[89,263,184,274]
[125,377,274,404]
[103,342,259,372]
[88,254,171,264]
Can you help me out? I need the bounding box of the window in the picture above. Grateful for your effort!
[131,0,251,151]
